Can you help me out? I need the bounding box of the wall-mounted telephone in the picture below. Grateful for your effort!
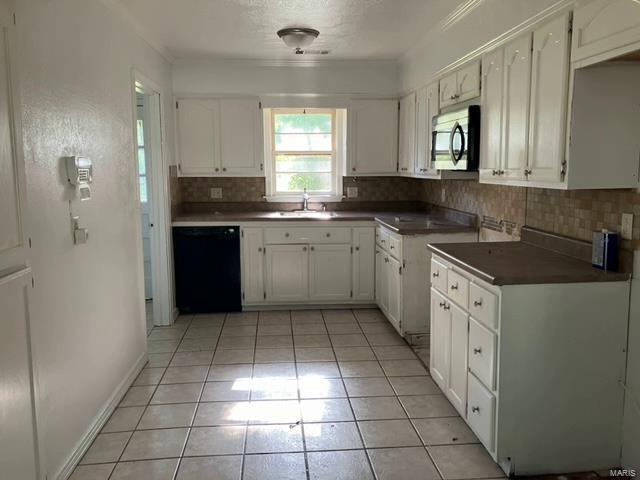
[65,156,92,201]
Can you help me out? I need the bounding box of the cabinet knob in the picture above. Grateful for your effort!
[390,245,394,249]
[385,257,389,263]
[326,233,331,237]
[450,283,459,290]
[352,167,356,172]
[471,406,480,414]
[499,170,505,175]
[258,247,262,252]
[432,271,439,278]
[492,170,498,176]
[473,299,482,307]
[355,246,360,251]
[443,304,451,310]
[473,347,482,355]
[439,302,446,308]
[222,167,227,172]
[302,246,307,251]
[215,167,220,172]
[310,246,315,251]
[524,169,532,176]
[285,233,290,237]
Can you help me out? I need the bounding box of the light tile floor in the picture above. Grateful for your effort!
[71,309,508,479]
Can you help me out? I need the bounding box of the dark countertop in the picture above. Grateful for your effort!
[428,241,630,285]
[172,210,478,235]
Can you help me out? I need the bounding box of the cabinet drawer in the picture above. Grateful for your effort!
[447,270,469,309]
[467,373,496,452]
[376,226,390,251]
[388,233,402,259]
[468,317,497,390]
[264,227,351,245]
[469,283,498,329]
[430,258,448,293]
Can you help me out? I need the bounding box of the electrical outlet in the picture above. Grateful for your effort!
[347,186,358,198]
[441,186,446,203]
[621,213,633,240]
[210,187,222,199]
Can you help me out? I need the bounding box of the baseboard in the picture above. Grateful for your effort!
[55,351,148,480]
[242,303,378,311]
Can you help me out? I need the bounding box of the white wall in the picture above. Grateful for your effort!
[173,58,399,97]
[623,251,640,470]
[15,0,173,478]
[398,0,562,92]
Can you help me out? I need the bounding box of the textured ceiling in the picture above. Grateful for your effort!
[114,0,464,60]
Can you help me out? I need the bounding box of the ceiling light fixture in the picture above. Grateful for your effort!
[277,27,320,53]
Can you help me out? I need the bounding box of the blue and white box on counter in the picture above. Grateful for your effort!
[592,230,619,271]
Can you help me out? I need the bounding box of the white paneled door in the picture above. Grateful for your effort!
[0,2,40,478]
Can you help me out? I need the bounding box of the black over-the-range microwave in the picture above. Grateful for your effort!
[431,105,480,171]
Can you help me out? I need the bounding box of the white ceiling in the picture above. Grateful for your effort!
[113,0,467,60]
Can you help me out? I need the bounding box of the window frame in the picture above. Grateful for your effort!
[264,107,345,202]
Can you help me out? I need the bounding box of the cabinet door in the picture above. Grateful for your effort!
[479,49,504,181]
[456,61,481,103]
[353,228,375,301]
[502,33,532,181]
[430,288,450,390]
[439,72,458,108]
[219,98,263,176]
[527,13,571,184]
[416,82,440,177]
[386,255,403,334]
[398,92,416,174]
[447,303,469,416]
[375,249,387,312]
[241,227,264,303]
[572,0,640,63]
[309,244,352,302]
[177,99,220,175]
[348,99,398,175]
[265,244,309,302]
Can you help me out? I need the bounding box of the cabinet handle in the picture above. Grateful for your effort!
[381,239,386,243]
[390,245,394,249]
[524,169,532,176]
[473,299,482,307]
[285,233,290,237]
[450,283,459,290]
[473,347,482,355]
[439,302,446,308]
[432,271,439,278]
[471,406,480,414]
[302,246,307,251]
[443,304,451,310]
[385,257,389,263]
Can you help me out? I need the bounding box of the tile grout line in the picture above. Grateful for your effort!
[240,311,260,480]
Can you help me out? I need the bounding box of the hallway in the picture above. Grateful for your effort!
[71,309,504,480]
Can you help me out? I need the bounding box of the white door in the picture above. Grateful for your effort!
[177,98,220,175]
[456,62,481,103]
[416,82,439,177]
[386,255,403,334]
[439,72,458,108]
[502,33,532,181]
[448,303,469,416]
[309,244,352,302]
[352,228,375,301]
[241,227,264,303]
[348,99,398,175]
[137,101,153,300]
[265,244,309,302]
[398,93,416,174]
[430,288,450,391]
[527,13,571,184]
[479,48,504,181]
[0,4,40,477]
[220,98,263,176]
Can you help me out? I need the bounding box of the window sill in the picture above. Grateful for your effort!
[264,194,345,203]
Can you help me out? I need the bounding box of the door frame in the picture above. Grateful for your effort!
[131,70,174,326]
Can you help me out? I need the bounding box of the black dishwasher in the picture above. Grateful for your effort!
[173,226,241,313]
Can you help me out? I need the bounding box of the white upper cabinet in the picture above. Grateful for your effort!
[177,99,220,176]
[219,99,263,176]
[440,61,481,108]
[572,0,640,64]
[398,92,416,175]
[416,82,440,177]
[177,97,263,177]
[527,12,571,185]
[501,34,532,181]
[479,49,504,181]
[348,99,398,175]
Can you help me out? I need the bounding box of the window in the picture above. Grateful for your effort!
[265,108,344,200]
[136,118,148,203]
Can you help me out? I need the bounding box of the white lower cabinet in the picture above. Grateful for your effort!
[429,253,631,476]
[242,223,375,306]
[309,244,352,302]
[265,244,309,302]
[375,224,477,337]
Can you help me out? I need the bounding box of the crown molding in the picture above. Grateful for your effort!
[173,56,400,69]
[100,0,174,63]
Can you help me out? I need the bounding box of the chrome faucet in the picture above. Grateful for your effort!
[302,188,310,211]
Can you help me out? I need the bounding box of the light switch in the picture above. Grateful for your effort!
[621,213,633,240]
[347,187,358,198]
[210,187,223,199]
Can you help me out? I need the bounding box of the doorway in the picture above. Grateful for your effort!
[132,73,173,330]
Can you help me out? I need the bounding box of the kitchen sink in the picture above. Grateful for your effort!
[269,211,337,219]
